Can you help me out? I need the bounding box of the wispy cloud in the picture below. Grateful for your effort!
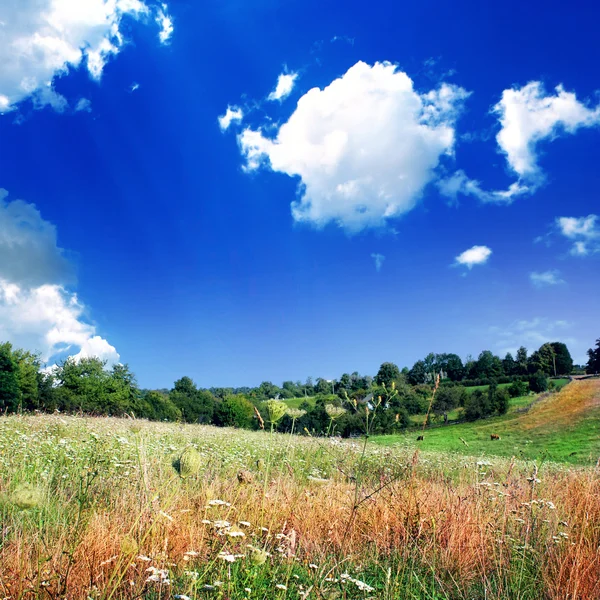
[267,72,298,102]
[371,253,385,272]
[490,318,574,357]
[218,106,244,132]
[530,270,565,287]
[556,215,599,256]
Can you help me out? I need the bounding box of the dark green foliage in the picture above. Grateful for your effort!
[432,386,467,415]
[0,343,20,412]
[494,388,510,415]
[214,395,255,428]
[464,390,488,421]
[13,349,40,410]
[587,338,600,374]
[529,371,549,393]
[550,342,573,375]
[508,380,528,398]
[375,362,401,387]
[470,350,503,379]
[170,377,215,423]
[502,352,516,376]
[516,346,529,375]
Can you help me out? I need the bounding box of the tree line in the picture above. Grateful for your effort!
[0,338,596,436]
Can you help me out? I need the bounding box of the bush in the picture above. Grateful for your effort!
[528,371,549,394]
[508,380,528,398]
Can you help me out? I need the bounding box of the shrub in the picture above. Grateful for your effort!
[529,371,549,393]
[508,380,528,398]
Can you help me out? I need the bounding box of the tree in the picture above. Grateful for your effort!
[0,343,20,413]
[214,395,255,428]
[13,349,40,410]
[170,377,215,423]
[375,362,401,387]
[550,342,573,375]
[472,351,503,379]
[516,346,528,375]
[502,352,516,377]
[55,357,118,413]
[587,339,600,374]
[407,360,427,385]
[528,343,556,376]
[529,371,549,393]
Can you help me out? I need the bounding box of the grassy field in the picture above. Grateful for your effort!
[375,379,600,465]
[0,379,598,599]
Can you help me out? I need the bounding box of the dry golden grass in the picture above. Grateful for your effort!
[0,412,598,599]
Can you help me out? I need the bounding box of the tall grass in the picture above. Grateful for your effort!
[0,404,598,599]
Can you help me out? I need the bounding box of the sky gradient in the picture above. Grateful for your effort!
[0,0,598,388]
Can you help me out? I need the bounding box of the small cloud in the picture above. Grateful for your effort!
[75,98,92,113]
[267,72,298,102]
[454,245,492,269]
[331,35,355,46]
[530,270,565,287]
[556,215,599,256]
[218,106,244,132]
[156,4,174,44]
[129,82,140,93]
[371,253,385,272]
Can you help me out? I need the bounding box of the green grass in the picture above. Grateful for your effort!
[281,396,316,409]
[373,380,600,465]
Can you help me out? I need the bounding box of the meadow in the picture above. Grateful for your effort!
[0,380,598,599]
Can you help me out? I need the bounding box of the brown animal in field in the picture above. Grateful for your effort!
[490,433,500,440]
[416,435,424,441]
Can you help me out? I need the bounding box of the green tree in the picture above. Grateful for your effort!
[55,357,121,413]
[141,390,181,421]
[170,377,215,423]
[214,395,255,428]
[375,362,401,387]
[529,371,549,393]
[550,342,573,375]
[516,346,528,375]
[407,360,427,385]
[0,343,20,413]
[587,338,600,374]
[13,349,40,410]
[502,352,516,377]
[472,351,503,379]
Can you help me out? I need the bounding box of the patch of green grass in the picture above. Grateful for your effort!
[282,396,315,409]
[373,382,600,465]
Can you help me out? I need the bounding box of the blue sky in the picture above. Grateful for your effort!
[0,0,598,388]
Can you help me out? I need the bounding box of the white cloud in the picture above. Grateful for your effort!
[0,0,173,112]
[267,72,298,102]
[454,245,492,269]
[156,4,173,44]
[0,189,73,287]
[371,253,385,272]
[75,97,92,112]
[556,215,599,256]
[0,189,119,365]
[238,61,469,231]
[437,169,530,204]
[0,280,119,364]
[530,270,565,287]
[494,82,600,179]
[218,105,244,132]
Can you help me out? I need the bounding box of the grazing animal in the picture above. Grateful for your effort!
[490,434,500,440]
[416,435,424,441]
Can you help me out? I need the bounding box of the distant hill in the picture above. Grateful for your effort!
[373,378,600,465]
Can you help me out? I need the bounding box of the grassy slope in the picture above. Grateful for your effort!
[373,378,600,465]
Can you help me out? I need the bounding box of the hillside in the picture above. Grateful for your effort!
[373,378,600,465]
